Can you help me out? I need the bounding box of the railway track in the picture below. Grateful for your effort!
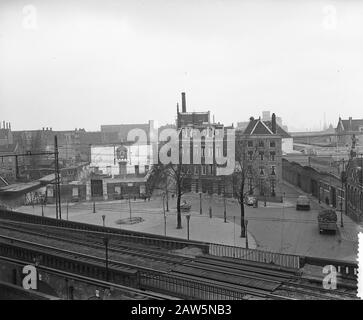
[0,220,357,300]
[0,220,189,268]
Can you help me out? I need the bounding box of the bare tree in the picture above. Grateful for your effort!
[150,162,188,229]
[233,137,267,237]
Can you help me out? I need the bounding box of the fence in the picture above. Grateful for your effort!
[139,271,247,300]
[209,243,301,269]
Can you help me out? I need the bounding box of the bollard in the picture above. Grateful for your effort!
[102,215,106,227]
[209,206,212,218]
[93,201,96,213]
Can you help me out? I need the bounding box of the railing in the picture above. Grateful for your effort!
[209,243,301,269]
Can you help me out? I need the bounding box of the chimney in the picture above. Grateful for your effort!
[271,113,277,134]
[8,122,11,130]
[181,92,186,113]
[349,117,352,130]
[2,121,5,129]
[176,102,179,114]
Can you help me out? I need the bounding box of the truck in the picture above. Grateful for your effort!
[318,209,337,234]
[296,195,310,210]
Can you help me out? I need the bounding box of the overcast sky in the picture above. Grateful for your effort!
[1,0,363,132]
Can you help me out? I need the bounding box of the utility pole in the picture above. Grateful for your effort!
[163,193,166,236]
[54,135,61,220]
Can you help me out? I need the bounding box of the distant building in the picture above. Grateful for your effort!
[336,117,363,147]
[0,121,19,183]
[100,121,155,144]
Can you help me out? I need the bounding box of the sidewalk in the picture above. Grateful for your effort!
[17,203,257,249]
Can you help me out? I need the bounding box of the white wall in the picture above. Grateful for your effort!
[90,144,152,176]
[282,138,293,154]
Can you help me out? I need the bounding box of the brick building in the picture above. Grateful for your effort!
[175,92,233,196]
[345,156,363,222]
[238,114,283,201]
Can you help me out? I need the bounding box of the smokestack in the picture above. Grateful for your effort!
[272,113,277,134]
[181,92,186,113]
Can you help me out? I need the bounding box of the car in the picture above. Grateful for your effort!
[246,195,257,206]
[180,200,191,212]
[296,195,310,210]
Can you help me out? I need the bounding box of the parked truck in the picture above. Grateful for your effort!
[318,209,337,234]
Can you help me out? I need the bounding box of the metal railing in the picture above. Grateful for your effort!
[209,243,301,269]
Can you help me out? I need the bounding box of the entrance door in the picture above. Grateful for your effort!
[91,179,103,197]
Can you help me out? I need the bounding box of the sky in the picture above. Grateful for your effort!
[0,0,363,132]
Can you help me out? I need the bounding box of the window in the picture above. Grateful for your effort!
[270,180,276,196]
[248,151,253,161]
[115,186,121,194]
[248,140,253,147]
[271,166,276,175]
[72,187,79,197]
[259,152,264,161]
[194,166,199,175]
[258,140,264,147]
[145,165,149,172]
[260,167,265,175]
[210,164,214,175]
[135,165,139,175]
[270,141,276,148]
[270,152,276,161]
[248,178,253,194]
[202,165,206,175]
[201,146,205,157]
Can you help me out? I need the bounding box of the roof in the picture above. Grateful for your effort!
[264,121,292,138]
[337,118,363,132]
[243,118,290,137]
[100,123,150,143]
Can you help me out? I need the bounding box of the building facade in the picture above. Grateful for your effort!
[239,115,283,201]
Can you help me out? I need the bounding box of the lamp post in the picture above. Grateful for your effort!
[185,214,191,240]
[66,201,69,221]
[223,196,227,223]
[103,237,109,282]
[199,192,202,215]
[245,220,249,249]
[128,194,132,220]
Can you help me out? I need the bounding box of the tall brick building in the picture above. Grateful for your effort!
[238,114,283,201]
[175,92,233,195]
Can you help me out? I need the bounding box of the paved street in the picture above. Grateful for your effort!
[17,181,358,262]
[182,181,358,262]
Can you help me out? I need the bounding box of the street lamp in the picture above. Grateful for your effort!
[245,220,249,249]
[223,195,227,223]
[185,214,191,240]
[103,237,109,282]
[199,192,202,214]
